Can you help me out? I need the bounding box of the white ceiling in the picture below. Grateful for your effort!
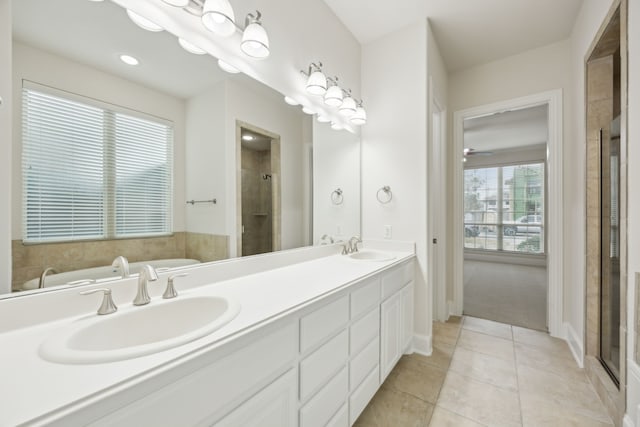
[463,104,548,152]
[322,0,584,71]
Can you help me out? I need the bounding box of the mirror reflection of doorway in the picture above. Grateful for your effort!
[238,123,281,257]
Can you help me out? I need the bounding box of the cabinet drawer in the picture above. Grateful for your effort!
[326,404,349,427]
[350,337,380,391]
[300,367,348,427]
[300,330,348,402]
[350,278,380,320]
[214,369,297,427]
[350,306,379,355]
[381,262,413,299]
[349,366,379,425]
[300,295,349,354]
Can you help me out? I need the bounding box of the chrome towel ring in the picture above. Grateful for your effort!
[377,186,392,204]
[331,188,344,205]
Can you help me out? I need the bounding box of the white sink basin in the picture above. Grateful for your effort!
[349,250,396,262]
[40,296,240,364]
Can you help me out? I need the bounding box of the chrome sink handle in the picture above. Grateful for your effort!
[163,273,188,299]
[133,265,159,306]
[80,288,118,315]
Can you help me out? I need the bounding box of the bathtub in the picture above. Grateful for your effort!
[20,259,201,291]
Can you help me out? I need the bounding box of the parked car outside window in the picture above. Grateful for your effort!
[503,215,542,236]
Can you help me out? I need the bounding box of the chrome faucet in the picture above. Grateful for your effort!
[349,236,362,253]
[133,265,159,306]
[39,267,58,289]
[112,256,130,279]
[320,234,335,245]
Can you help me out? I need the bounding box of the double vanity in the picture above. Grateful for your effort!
[0,241,415,426]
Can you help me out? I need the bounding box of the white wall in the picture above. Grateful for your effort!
[11,42,187,239]
[313,121,361,242]
[184,82,227,235]
[226,79,308,256]
[0,0,12,293]
[361,22,429,352]
[625,0,640,422]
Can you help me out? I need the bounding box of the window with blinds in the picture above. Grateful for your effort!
[22,83,173,243]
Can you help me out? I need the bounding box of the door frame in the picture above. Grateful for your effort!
[451,89,564,337]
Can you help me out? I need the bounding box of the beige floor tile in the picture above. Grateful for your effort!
[388,358,447,403]
[517,364,611,423]
[354,387,434,427]
[429,406,486,427]
[401,348,454,372]
[433,322,461,347]
[457,329,515,362]
[446,315,463,325]
[520,390,613,426]
[514,341,588,384]
[463,316,513,340]
[512,326,572,356]
[449,346,518,392]
[437,371,521,427]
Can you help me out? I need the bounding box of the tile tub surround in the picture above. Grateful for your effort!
[355,316,613,427]
[0,241,414,425]
[12,232,229,291]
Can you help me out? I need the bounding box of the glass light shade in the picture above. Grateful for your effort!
[178,38,206,55]
[350,106,367,125]
[241,22,270,59]
[162,0,189,6]
[202,0,236,37]
[284,96,299,106]
[317,115,331,123]
[324,85,343,107]
[331,122,343,131]
[306,71,327,96]
[338,96,357,116]
[217,59,240,74]
[302,106,315,115]
[126,9,163,32]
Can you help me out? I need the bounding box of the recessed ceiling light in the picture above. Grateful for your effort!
[126,9,164,32]
[178,38,206,55]
[242,135,254,141]
[120,54,139,66]
[218,59,240,74]
[284,96,299,106]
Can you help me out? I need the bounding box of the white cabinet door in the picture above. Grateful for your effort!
[401,282,414,353]
[214,369,297,427]
[380,292,401,381]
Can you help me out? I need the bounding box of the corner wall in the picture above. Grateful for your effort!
[361,22,429,351]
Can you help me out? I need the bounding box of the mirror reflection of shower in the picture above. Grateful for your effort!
[240,126,280,256]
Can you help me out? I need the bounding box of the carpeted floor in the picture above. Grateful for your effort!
[463,260,547,331]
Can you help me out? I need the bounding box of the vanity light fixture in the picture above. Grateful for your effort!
[202,0,236,37]
[178,38,207,55]
[119,54,139,66]
[241,12,270,59]
[330,122,343,131]
[218,59,240,73]
[339,90,357,117]
[162,0,190,7]
[324,77,343,107]
[302,106,315,115]
[317,115,331,123]
[126,9,164,32]
[303,63,327,96]
[284,96,299,106]
[350,102,367,125]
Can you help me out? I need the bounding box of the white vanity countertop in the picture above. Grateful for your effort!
[0,244,414,426]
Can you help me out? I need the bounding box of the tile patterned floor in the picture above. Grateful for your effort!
[354,316,613,427]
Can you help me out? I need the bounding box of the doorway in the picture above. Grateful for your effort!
[236,122,281,257]
[452,90,564,337]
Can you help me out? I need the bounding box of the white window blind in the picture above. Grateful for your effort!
[22,82,173,243]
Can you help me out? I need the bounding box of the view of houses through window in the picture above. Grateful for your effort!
[464,162,545,254]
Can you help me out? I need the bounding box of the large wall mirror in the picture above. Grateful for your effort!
[5,0,360,296]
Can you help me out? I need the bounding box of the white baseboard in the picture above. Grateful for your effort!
[413,334,431,356]
[563,322,584,368]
